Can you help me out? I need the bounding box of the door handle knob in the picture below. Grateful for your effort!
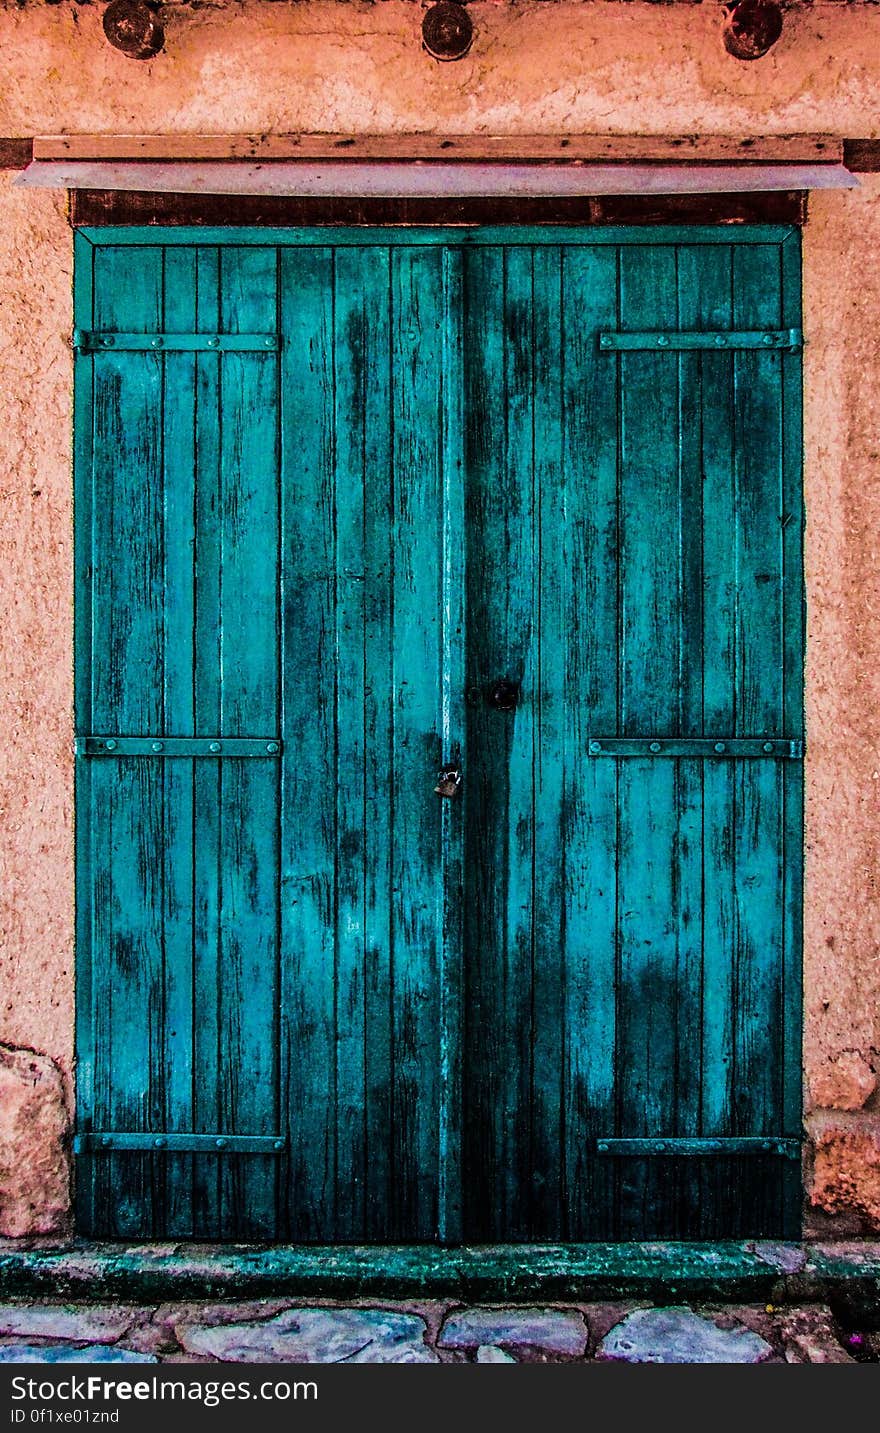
[488,679,519,712]
[434,763,462,799]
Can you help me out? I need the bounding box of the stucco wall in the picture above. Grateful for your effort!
[0,0,879,1234]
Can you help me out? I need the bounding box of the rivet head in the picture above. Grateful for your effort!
[656,335,670,347]
[215,1137,227,1149]
[265,337,275,348]
[763,741,775,752]
[763,333,776,345]
[151,337,163,349]
[649,741,662,753]
[266,742,279,754]
[715,742,726,753]
[274,1139,284,1151]
[715,335,727,347]
[599,335,611,348]
[105,739,117,751]
[209,741,222,753]
[207,337,219,348]
[589,741,602,753]
[152,741,164,752]
[154,1137,166,1148]
[101,336,115,347]
[102,1136,113,1147]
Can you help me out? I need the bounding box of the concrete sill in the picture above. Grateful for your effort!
[0,1241,878,1311]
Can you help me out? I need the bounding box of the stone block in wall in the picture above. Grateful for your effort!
[809,1051,877,1112]
[0,1044,70,1237]
[808,1117,880,1230]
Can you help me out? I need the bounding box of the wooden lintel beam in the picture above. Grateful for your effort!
[36,133,844,165]
[9,134,880,176]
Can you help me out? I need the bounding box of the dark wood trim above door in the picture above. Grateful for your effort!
[69,188,809,228]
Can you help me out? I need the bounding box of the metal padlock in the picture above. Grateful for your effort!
[434,763,462,799]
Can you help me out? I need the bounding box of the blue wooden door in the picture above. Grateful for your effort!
[75,226,803,1241]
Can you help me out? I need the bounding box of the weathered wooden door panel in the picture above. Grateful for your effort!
[75,227,802,1242]
[460,234,802,1240]
[277,243,464,1241]
[76,243,282,1238]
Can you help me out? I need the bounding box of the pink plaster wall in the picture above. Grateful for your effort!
[0,0,878,1231]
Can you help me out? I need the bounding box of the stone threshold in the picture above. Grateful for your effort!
[0,1241,878,1311]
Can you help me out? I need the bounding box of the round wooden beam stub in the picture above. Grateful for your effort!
[722,0,784,61]
[103,0,165,61]
[422,2,474,62]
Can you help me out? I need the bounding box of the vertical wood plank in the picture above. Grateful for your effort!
[331,245,374,1239]
[438,243,466,1246]
[616,244,681,1237]
[682,246,738,1234]
[279,245,338,1240]
[496,244,537,1239]
[671,244,719,1233]
[560,244,620,1239]
[462,245,527,1239]
[358,245,394,1241]
[216,245,280,1238]
[390,246,447,1238]
[90,243,165,1236]
[159,245,199,1235]
[191,246,223,1236]
[731,243,787,1235]
[528,244,566,1239]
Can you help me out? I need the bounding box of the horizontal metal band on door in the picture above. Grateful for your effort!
[587,738,803,758]
[76,736,282,757]
[72,330,278,352]
[596,329,802,352]
[596,1138,802,1159]
[73,1133,286,1154]
[597,328,802,351]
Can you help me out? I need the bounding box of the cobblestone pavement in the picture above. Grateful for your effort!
[0,1299,874,1364]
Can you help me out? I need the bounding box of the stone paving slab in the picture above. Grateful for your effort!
[0,1344,157,1364]
[476,1345,516,1363]
[599,1307,775,1364]
[438,1307,588,1357]
[176,1308,438,1364]
[0,1303,142,1343]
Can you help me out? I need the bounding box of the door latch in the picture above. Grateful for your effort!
[434,763,463,799]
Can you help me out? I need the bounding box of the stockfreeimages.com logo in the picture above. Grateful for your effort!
[10,1374,318,1414]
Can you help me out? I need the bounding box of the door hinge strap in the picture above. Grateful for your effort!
[73,330,278,353]
[588,738,804,759]
[598,328,802,352]
[596,1137,801,1159]
[74,1133,286,1154]
[75,736,282,758]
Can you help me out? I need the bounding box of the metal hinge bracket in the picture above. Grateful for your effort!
[598,328,802,352]
[596,1137,802,1159]
[73,330,278,353]
[74,1132,286,1154]
[587,737,804,759]
[75,736,282,758]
